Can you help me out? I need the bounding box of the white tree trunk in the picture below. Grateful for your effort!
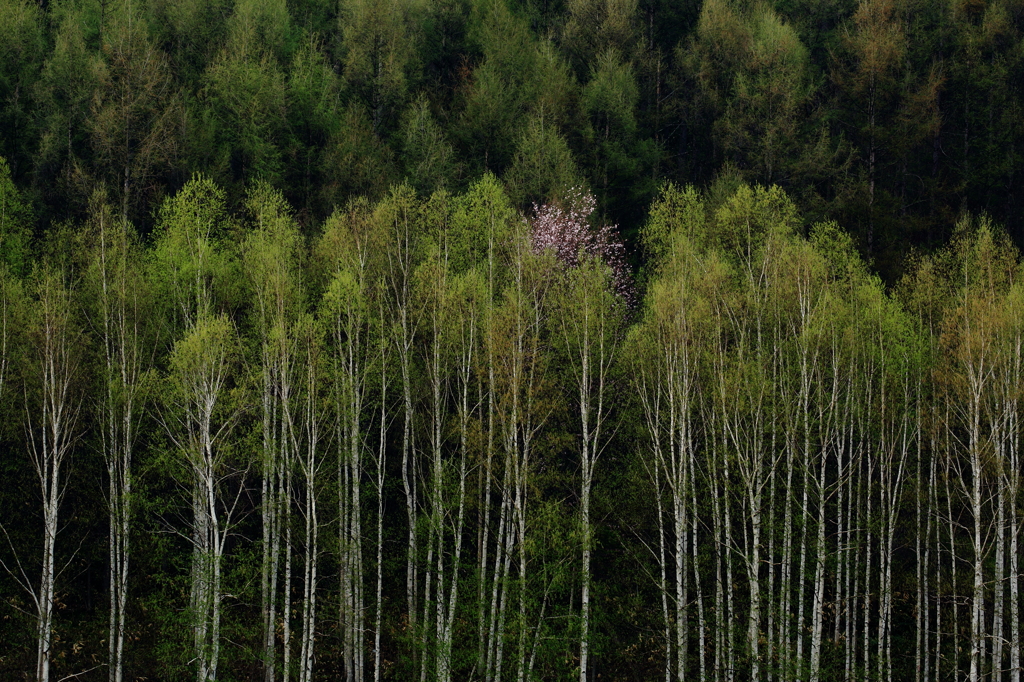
[25,273,80,682]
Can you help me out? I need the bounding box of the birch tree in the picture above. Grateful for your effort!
[633,183,718,682]
[243,182,305,682]
[939,218,1019,682]
[413,194,481,682]
[150,175,232,332]
[84,195,149,682]
[149,175,240,681]
[997,280,1024,682]
[19,268,82,682]
[438,266,485,682]
[164,313,242,682]
[449,174,516,679]
[318,197,382,681]
[532,187,627,682]
[292,314,326,682]
[413,199,454,682]
[551,254,621,682]
[484,226,553,682]
[377,185,423,674]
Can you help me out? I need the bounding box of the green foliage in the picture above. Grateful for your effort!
[681,0,844,203]
[90,8,180,221]
[150,174,236,329]
[225,0,294,63]
[203,48,288,187]
[504,113,585,207]
[562,0,640,72]
[166,311,238,404]
[711,182,801,267]
[640,182,706,268]
[0,156,31,275]
[399,95,460,195]
[460,0,577,177]
[319,103,396,207]
[449,171,516,274]
[34,7,105,210]
[242,180,305,328]
[337,0,423,135]
[0,0,44,170]
[151,0,232,80]
[0,0,1016,249]
[287,34,340,140]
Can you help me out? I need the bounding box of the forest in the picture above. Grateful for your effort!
[1,0,1024,680]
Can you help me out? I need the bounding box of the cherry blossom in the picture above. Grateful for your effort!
[529,188,634,305]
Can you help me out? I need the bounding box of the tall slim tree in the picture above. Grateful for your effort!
[243,182,304,682]
[22,267,82,682]
[547,221,624,682]
[83,194,149,682]
[318,197,383,681]
[164,313,241,682]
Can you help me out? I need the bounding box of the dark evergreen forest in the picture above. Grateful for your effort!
[1,0,1024,680]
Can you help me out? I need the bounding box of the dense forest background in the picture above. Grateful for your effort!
[2,0,1024,680]
[1,0,1023,270]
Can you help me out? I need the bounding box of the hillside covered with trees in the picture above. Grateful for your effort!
[2,0,1024,680]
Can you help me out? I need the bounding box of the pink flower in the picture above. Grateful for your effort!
[529,188,634,305]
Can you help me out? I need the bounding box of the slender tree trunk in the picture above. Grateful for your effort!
[916,398,925,682]
[1010,332,1022,682]
[94,211,142,682]
[970,377,984,682]
[262,350,279,682]
[372,326,386,682]
[711,430,725,682]
[27,273,80,682]
[690,440,707,682]
[298,359,320,682]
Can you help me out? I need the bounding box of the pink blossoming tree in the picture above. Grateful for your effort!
[529,188,634,305]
